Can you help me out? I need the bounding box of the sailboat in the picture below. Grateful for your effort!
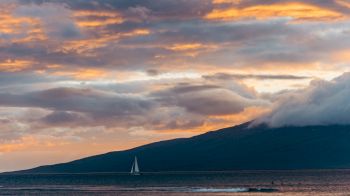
[130,156,140,175]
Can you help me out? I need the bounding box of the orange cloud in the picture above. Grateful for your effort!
[0,135,74,154]
[123,29,150,36]
[61,29,150,53]
[76,18,124,28]
[164,43,219,57]
[212,0,241,4]
[152,106,269,135]
[0,137,37,153]
[51,68,107,80]
[333,50,350,61]
[12,27,47,43]
[0,59,33,72]
[206,106,270,127]
[73,10,121,18]
[73,10,124,28]
[0,3,41,37]
[0,5,46,43]
[206,2,345,21]
[167,43,204,51]
[336,0,350,9]
[0,16,37,34]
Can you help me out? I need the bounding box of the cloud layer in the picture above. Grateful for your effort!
[257,73,350,127]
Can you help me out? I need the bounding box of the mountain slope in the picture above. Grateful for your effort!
[13,122,350,173]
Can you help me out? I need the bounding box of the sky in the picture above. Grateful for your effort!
[1,0,350,172]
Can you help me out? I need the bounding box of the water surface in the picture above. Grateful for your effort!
[0,170,349,195]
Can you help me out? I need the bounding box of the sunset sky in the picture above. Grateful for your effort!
[1,0,350,172]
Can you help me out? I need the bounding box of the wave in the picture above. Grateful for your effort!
[192,187,278,193]
[0,185,278,193]
[192,188,248,192]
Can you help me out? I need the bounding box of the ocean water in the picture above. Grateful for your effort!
[0,170,349,195]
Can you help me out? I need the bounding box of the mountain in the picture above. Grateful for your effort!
[12,122,350,173]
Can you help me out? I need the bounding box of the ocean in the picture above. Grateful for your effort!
[0,170,349,195]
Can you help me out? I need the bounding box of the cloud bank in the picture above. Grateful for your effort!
[257,72,350,127]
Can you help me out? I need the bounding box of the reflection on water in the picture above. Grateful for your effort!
[0,170,349,195]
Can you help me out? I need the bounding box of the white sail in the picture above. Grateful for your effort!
[134,156,140,173]
[130,161,135,173]
[130,156,140,175]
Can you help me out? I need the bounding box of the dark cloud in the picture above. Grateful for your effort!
[204,73,310,80]
[125,6,151,22]
[14,3,82,39]
[0,82,267,130]
[41,111,89,126]
[161,84,220,94]
[0,87,156,117]
[0,72,54,86]
[0,43,102,70]
[146,69,160,76]
[120,19,296,46]
[18,0,213,20]
[152,84,267,116]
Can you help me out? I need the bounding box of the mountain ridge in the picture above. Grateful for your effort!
[8,122,350,174]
